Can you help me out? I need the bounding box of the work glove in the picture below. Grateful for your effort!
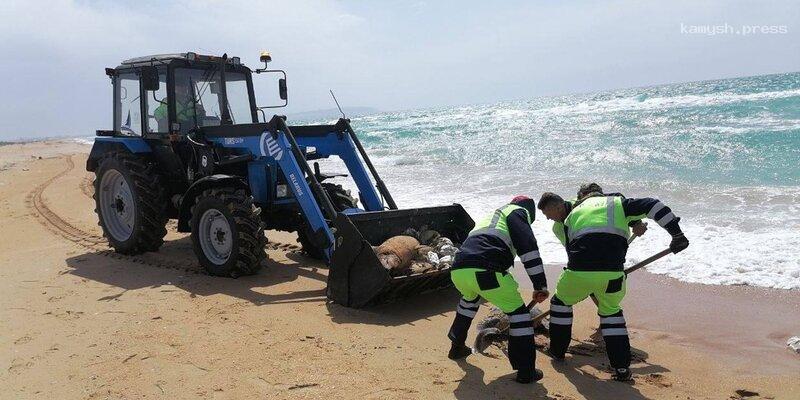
[669,232,689,254]
[630,221,648,237]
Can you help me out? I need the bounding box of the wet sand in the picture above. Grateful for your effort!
[514,263,800,375]
[1,141,798,399]
[626,269,800,374]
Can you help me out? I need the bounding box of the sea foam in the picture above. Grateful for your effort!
[334,72,800,290]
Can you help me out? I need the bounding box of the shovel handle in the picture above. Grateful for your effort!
[623,248,672,275]
[531,246,672,324]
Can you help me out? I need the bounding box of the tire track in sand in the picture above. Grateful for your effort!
[79,174,94,199]
[26,155,201,274]
[26,155,107,247]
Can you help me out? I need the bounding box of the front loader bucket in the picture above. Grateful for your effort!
[327,205,474,308]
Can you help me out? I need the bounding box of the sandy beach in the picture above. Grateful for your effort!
[1,140,798,399]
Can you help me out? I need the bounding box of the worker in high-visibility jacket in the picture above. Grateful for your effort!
[154,79,206,133]
[447,196,549,384]
[538,192,689,381]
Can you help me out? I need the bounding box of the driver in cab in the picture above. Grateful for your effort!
[154,78,206,133]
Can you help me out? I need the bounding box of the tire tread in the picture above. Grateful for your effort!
[93,152,168,254]
[191,187,266,277]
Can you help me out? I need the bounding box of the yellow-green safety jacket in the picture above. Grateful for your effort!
[452,203,547,290]
[554,195,682,271]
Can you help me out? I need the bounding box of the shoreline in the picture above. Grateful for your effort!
[513,262,800,375]
[1,141,798,399]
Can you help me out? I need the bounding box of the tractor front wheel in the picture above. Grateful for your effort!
[190,188,267,277]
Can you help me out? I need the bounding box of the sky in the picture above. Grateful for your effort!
[0,0,798,140]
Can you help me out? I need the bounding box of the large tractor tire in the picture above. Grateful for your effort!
[297,183,358,259]
[190,187,267,277]
[94,152,168,254]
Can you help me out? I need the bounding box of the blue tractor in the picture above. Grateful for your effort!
[87,52,474,307]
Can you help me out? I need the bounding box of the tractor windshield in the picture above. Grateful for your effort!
[173,68,253,133]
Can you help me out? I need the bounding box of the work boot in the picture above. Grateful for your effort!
[515,368,544,384]
[612,367,632,382]
[448,342,472,360]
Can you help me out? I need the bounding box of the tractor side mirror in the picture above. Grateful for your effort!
[255,69,288,109]
[278,78,287,100]
[141,66,159,91]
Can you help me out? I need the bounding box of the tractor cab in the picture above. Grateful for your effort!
[104,52,283,139]
[99,52,290,195]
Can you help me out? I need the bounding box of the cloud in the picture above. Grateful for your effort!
[0,0,797,139]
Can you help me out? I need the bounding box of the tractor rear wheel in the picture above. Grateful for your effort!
[297,183,358,259]
[190,187,267,277]
[94,152,168,254]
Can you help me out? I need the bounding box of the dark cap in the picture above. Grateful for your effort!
[511,195,536,221]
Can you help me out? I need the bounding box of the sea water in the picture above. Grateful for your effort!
[76,72,800,289]
[341,72,800,290]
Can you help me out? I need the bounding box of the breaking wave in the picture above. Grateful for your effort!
[334,72,800,290]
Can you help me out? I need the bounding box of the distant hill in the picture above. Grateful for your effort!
[286,107,380,122]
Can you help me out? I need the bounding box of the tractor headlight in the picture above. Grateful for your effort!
[276,184,288,198]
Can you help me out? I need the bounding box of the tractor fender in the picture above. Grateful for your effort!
[177,174,249,232]
[86,137,151,172]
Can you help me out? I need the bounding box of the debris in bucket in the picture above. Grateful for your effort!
[375,235,419,273]
[375,226,459,277]
[788,336,800,354]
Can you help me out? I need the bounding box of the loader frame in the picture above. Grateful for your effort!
[199,116,396,260]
